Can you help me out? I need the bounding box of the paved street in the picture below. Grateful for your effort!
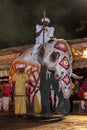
[0,111,87,130]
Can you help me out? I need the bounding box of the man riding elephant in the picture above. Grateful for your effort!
[33,14,55,54]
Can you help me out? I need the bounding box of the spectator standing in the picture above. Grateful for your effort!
[74,79,80,100]
[79,89,87,112]
[2,80,11,112]
[12,64,29,117]
[0,82,3,111]
[78,77,87,99]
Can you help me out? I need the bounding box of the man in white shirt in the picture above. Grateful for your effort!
[33,17,55,53]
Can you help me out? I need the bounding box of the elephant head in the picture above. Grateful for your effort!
[38,39,73,99]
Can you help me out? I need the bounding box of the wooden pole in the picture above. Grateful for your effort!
[43,11,46,43]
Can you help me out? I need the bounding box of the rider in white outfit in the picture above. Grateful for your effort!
[33,17,55,53]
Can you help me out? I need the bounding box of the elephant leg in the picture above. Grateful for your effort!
[26,96,34,116]
[56,96,70,115]
[40,87,52,118]
[50,73,70,115]
[39,65,52,118]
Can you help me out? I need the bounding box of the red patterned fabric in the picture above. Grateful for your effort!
[78,83,87,99]
[25,83,34,96]
[3,85,11,97]
[54,41,68,52]
[59,56,70,70]
[61,74,70,85]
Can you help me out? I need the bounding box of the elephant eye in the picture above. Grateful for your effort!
[65,86,66,89]
[50,52,60,62]
[68,86,71,89]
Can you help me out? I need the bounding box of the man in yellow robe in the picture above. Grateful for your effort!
[12,64,29,117]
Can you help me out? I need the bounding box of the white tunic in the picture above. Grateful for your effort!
[33,25,55,53]
[36,25,55,44]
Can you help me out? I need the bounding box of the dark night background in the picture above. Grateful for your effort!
[0,0,87,49]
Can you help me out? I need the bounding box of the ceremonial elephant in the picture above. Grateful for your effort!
[9,38,73,117]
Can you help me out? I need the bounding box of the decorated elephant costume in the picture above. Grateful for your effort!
[9,38,73,117]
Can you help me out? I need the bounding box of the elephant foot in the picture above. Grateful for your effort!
[58,109,69,115]
[56,99,70,115]
[41,112,53,118]
[27,112,35,117]
[56,106,69,115]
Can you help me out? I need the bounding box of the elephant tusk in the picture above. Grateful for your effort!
[72,73,83,79]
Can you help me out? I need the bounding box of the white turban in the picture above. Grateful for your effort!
[41,17,50,23]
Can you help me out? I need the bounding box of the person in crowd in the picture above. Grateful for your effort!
[73,79,80,100]
[79,88,87,112]
[77,77,87,112]
[2,79,11,112]
[78,77,87,99]
[0,82,3,111]
[12,64,29,118]
[33,16,55,54]
[70,79,76,112]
